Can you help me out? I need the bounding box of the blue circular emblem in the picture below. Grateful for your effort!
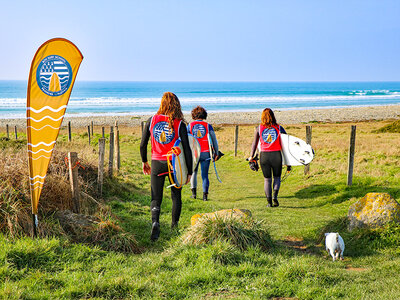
[36,55,72,97]
[192,124,206,139]
[153,121,175,144]
[262,128,277,144]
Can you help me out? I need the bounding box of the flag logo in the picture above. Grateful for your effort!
[192,124,206,138]
[262,128,277,144]
[36,55,72,96]
[153,121,174,144]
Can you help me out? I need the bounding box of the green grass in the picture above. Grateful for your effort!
[1,122,400,299]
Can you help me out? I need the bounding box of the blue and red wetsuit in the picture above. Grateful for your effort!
[187,120,218,194]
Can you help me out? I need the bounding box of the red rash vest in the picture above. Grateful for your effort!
[259,124,282,152]
[150,114,181,160]
[189,120,210,153]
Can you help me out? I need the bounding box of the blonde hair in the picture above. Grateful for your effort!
[261,108,277,127]
[157,92,184,132]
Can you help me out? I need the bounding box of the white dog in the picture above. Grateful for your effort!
[325,232,345,261]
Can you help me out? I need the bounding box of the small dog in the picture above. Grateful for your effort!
[325,232,345,261]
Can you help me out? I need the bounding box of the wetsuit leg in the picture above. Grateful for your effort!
[167,174,182,225]
[150,160,168,223]
[270,151,283,200]
[264,178,272,198]
[270,151,282,178]
[260,151,273,178]
[260,152,273,199]
[200,152,211,193]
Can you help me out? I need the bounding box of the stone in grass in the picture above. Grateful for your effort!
[191,209,252,226]
[348,193,400,230]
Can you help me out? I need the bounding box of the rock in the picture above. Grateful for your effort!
[191,209,252,226]
[348,193,400,230]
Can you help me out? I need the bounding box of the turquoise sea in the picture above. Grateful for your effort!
[1,81,400,118]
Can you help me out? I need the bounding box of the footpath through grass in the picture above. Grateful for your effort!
[1,121,400,299]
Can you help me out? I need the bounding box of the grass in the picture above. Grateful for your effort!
[0,120,400,299]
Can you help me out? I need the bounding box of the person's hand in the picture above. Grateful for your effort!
[287,165,292,171]
[142,162,151,175]
[185,175,192,185]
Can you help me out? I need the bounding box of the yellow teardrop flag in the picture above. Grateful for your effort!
[160,131,166,143]
[27,38,83,216]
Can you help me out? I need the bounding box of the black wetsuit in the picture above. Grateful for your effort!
[250,125,287,202]
[140,117,193,225]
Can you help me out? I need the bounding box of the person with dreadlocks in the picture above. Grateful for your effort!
[187,106,219,201]
[249,108,291,207]
[140,92,193,241]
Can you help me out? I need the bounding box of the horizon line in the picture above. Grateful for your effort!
[1,79,400,83]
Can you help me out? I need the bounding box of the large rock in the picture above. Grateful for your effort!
[191,209,251,226]
[348,193,400,230]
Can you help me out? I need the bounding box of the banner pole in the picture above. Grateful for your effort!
[32,214,38,238]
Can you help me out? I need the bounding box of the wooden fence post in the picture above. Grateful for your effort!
[6,124,9,139]
[102,127,105,138]
[14,126,17,140]
[68,152,80,213]
[234,125,239,157]
[68,121,72,142]
[108,126,114,177]
[347,125,357,186]
[115,127,120,172]
[91,121,94,136]
[98,138,106,196]
[304,125,312,175]
[87,125,91,145]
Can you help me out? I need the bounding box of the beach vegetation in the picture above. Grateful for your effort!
[374,119,400,133]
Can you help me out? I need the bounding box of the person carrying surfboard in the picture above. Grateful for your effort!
[249,108,291,207]
[140,92,193,241]
[187,106,219,201]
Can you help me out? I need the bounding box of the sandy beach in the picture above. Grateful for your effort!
[1,105,400,129]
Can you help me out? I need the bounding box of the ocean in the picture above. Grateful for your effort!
[1,81,400,119]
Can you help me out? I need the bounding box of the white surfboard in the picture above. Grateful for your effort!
[188,134,201,171]
[171,139,188,188]
[280,134,314,166]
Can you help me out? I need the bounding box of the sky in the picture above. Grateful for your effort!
[0,0,399,82]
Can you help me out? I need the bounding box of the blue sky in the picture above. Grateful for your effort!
[0,0,399,81]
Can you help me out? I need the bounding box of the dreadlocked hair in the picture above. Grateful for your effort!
[261,108,277,128]
[157,92,185,133]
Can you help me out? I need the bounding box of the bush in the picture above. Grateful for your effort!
[182,214,274,251]
[374,120,400,133]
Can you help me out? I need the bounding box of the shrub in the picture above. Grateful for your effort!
[182,214,274,251]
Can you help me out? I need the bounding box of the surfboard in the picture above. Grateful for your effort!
[207,133,222,183]
[280,134,314,166]
[188,134,201,171]
[169,138,188,188]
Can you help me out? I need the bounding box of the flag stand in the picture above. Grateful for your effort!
[32,214,38,238]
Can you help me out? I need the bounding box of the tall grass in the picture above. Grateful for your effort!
[182,214,274,251]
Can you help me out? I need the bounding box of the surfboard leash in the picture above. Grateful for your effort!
[165,146,183,189]
[281,167,292,183]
